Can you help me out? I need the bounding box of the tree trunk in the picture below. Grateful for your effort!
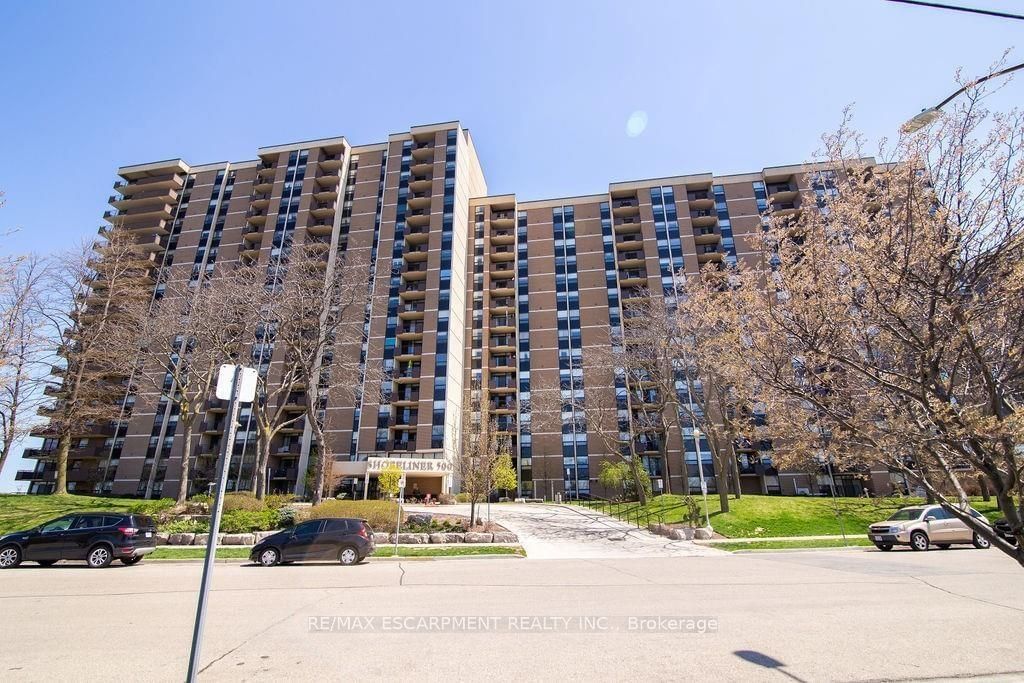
[709,444,730,513]
[310,425,330,506]
[629,455,648,506]
[54,435,71,495]
[255,434,271,499]
[977,474,990,502]
[730,448,743,500]
[469,499,477,528]
[176,420,195,505]
[657,429,672,496]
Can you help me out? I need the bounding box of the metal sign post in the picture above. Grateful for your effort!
[187,365,256,683]
[693,428,712,530]
[394,476,406,557]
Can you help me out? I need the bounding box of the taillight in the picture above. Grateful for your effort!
[118,527,138,537]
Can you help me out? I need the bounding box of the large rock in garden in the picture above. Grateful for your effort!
[168,533,194,546]
[155,532,169,546]
[373,532,390,544]
[490,532,518,543]
[463,532,494,543]
[192,534,209,546]
[668,528,695,541]
[429,532,464,544]
[253,531,277,543]
[694,528,713,540]
[406,513,433,526]
[396,533,429,544]
[222,533,255,546]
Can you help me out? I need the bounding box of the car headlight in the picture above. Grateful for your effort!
[890,526,903,534]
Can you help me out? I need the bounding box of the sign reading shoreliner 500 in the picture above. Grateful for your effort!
[366,457,454,474]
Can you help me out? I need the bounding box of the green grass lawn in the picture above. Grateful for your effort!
[148,545,524,560]
[579,494,1007,539]
[0,493,173,535]
[149,546,253,560]
[710,538,875,551]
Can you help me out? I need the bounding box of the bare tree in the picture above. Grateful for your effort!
[531,326,654,505]
[272,245,370,505]
[455,384,514,525]
[38,227,152,494]
[722,73,1024,565]
[123,264,257,503]
[241,270,306,499]
[0,254,51,476]
[671,272,778,510]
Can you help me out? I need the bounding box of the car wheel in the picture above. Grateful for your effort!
[874,543,893,551]
[339,546,359,566]
[86,545,113,568]
[258,548,280,567]
[972,533,991,550]
[120,556,143,566]
[0,545,22,569]
[936,544,951,550]
[910,531,930,552]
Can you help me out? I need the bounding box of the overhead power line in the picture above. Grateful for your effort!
[884,0,1024,21]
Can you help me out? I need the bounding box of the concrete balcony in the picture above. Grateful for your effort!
[612,198,640,217]
[490,211,515,229]
[686,189,715,209]
[693,227,721,246]
[690,211,718,228]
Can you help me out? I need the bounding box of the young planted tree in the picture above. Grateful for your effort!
[0,254,51,477]
[272,245,370,505]
[456,385,515,526]
[378,462,403,499]
[125,265,256,503]
[724,77,1024,565]
[531,329,654,505]
[38,228,152,494]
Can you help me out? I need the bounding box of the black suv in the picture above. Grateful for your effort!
[0,512,157,569]
[250,517,375,566]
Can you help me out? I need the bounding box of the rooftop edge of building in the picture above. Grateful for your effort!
[468,156,880,208]
[116,121,472,178]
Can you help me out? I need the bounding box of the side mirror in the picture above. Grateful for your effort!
[924,515,937,522]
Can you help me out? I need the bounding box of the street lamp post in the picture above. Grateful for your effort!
[692,427,712,530]
[901,62,1024,133]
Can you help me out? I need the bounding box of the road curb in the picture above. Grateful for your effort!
[145,553,526,564]
[730,546,870,554]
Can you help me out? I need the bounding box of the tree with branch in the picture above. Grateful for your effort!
[0,254,51,478]
[271,244,370,505]
[721,74,1024,565]
[456,384,515,525]
[38,227,152,494]
[531,328,654,505]
[123,265,256,503]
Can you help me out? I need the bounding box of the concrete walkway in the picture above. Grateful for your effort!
[404,502,724,559]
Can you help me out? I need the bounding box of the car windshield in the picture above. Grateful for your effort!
[888,508,925,521]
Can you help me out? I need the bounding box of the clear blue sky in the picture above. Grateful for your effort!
[0,0,1019,254]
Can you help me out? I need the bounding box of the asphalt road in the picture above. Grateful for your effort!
[2,547,1022,682]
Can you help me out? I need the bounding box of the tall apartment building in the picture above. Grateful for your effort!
[19,120,895,499]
